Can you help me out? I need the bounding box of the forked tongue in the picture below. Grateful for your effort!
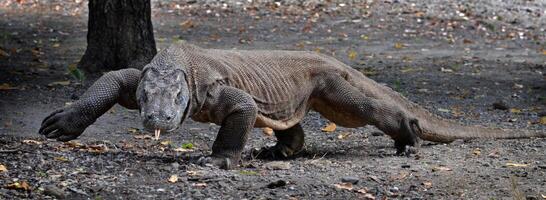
[154,129,161,140]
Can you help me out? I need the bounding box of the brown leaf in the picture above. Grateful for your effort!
[321,123,337,132]
[337,132,351,139]
[348,50,357,61]
[422,181,433,188]
[168,175,178,183]
[334,182,353,191]
[0,164,7,173]
[394,42,405,49]
[192,183,207,188]
[506,163,528,167]
[5,181,30,191]
[0,48,9,58]
[48,81,71,87]
[472,148,481,156]
[86,144,108,153]
[127,127,139,134]
[160,140,172,146]
[389,171,409,181]
[509,108,522,114]
[180,19,195,30]
[539,116,546,125]
[134,135,153,140]
[262,127,274,136]
[0,83,18,90]
[54,156,69,162]
[22,139,42,145]
[355,188,368,194]
[432,166,452,172]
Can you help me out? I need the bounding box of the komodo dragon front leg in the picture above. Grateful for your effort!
[39,69,141,141]
[197,86,258,169]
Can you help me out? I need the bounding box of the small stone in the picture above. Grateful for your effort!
[538,165,546,169]
[341,176,359,184]
[401,164,411,169]
[389,186,399,193]
[525,195,538,200]
[371,131,384,136]
[265,161,291,170]
[43,185,65,199]
[171,162,180,170]
[492,101,508,110]
[266,180,287,189]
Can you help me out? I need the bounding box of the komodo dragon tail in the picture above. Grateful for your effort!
[381,85,546,143]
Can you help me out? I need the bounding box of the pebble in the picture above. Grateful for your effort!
[266,180,287,189]
[341,176,359,184]
[538,165,546,169]
[401,164,411,168]
[171,162,180,170]
[265,161,291,170]
[389,186,399,193]
[43,185,65,199]
[371,131,384,136]
[492,101,509,110]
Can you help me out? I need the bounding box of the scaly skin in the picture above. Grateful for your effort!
[39,42,546,169]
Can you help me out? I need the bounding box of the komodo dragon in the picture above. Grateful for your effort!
[38,42,545,169]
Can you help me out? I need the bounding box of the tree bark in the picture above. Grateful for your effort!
[78,0,156,72]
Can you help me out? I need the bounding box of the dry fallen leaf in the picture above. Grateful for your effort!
[509,108,522,114]
[394,42,405,49]
[321,123,337,132]
[334,182,353,191]
[168,175,178,183]
[22,139,42,145]
[54,156,69,162]
[360,193,375,200]
[192,183,207,188]
[543,50,546,55]
[186,170,201,177]
[0,164,7,173]
[86,144,108,153]
[422,181,433,188]
[180,19,195,29]
[348,50,357,61]
[473,148,481,156]
[0,83,18,90]
[160,140,172,146]
[337,132,351,139]
[432,166,452,172]
[355,188,368,194]
[0,48,9,57]
[539,116,546,125]
[173,147,194,152]
[5,181,30,191]
[506,163,528,167]
[48,81,71,87]
[262,127,274,136]
[134,135,153,140]
[127,127,139,134]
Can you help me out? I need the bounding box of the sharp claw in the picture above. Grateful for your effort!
[45,129,62,138]
[154,129,161,140]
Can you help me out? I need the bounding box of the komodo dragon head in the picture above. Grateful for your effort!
[136,65,191,139]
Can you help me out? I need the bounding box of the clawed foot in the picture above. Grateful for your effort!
[38,107,90,141]
[196,156,235,169]
[251,144,299,160]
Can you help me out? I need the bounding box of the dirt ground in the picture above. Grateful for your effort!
[0,0,545,199]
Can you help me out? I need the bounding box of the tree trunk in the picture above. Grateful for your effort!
[78,0,156,72]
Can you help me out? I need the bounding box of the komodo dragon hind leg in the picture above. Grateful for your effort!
[197,86,258,169]
[253,123,305,160]
[312,75,420,155]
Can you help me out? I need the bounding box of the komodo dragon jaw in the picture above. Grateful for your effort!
[136,65,191,138]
